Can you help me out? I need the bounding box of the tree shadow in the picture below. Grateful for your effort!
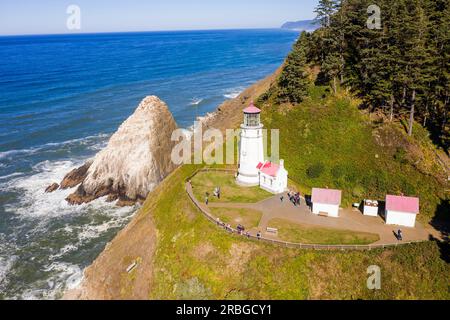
[429,198,450,241]
[314,70,330,89]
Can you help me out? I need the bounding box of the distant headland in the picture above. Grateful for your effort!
[281,19,319,32]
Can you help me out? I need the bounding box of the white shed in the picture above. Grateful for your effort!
[257,160,288,194]
[385,195,419,228]
[363,199,379,217]
[311,188,342,218]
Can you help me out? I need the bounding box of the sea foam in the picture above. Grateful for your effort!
[0,157,137,299]
[223,87,245,99]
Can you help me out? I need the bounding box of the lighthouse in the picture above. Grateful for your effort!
[236,102,264,186]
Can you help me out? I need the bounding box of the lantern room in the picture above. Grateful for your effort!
[243,102,261,127]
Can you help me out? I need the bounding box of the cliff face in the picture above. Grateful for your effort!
[64,96,179,206]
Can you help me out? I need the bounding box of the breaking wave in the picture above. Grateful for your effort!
[223,87,245,99]
[0,157,137,299]
[189,98,204,106]
[0,133,110,161]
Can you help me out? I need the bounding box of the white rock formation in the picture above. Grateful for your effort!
[66,96,179,205]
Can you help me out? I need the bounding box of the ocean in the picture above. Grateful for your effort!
[0,29,299,299]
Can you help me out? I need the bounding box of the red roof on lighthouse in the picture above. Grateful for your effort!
[243,102,261,114]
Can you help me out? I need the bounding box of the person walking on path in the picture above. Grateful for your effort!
[398,229,403,241]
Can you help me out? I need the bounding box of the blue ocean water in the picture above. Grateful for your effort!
[0,29,298,299]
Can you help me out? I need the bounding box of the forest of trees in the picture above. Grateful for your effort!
[277,0,449,152]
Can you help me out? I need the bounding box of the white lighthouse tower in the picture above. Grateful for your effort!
[236,102,264,186]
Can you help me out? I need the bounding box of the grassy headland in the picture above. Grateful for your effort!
[145,165,449,299]
[259,85,448,224]
[68,36,449,299]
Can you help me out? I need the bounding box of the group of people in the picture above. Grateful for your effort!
[216,218,251,238]
[282,191,301,207]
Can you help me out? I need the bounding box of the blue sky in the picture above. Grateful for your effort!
[0,0,319,35]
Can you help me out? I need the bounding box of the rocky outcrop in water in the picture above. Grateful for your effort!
[60,161,92,189]
[45,183,59,193]
[64,96,179,206]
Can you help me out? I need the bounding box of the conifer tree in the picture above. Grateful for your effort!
[277,32,310,104]
[314,0,337,28]
[285,0,448,149]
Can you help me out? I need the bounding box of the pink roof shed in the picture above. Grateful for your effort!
[311,188,342,205]
[385,195,419,214]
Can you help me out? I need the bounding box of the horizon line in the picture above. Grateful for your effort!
[0,26,303,38]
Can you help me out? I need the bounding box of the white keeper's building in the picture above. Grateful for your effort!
[257,160,288,194]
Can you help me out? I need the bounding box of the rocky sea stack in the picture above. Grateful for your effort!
[63,96,179,206]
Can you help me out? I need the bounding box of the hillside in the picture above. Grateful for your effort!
[65,164,449,300]
[258,85,449,226]
[65,74,449,300]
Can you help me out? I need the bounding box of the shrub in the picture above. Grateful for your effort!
[394,147,407,164]
[306,162,325,179]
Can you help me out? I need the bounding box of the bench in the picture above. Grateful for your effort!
[126,261,137,273]
[266,227,278,234]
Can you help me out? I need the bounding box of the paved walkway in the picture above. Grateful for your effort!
[208,193,438,245]
[186,172,441,248]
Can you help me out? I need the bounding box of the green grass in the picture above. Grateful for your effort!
[141,164,449,300]
[127,83,449,300]
[209,207,263,230]
[259,85,448,223]
[268,218,380,245]
[191,170,272,203]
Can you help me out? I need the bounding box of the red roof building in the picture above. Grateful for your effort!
[385,195,419,213]
[256,160,288,194]
[256,161,280,177]
[311,188,342,217]
[384,194,419,227]
[311,188,342,205]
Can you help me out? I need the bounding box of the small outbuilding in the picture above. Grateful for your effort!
[257,160,288,194]
[363,199,379,217]
[385,195,419,227]
[311,188,342,217]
